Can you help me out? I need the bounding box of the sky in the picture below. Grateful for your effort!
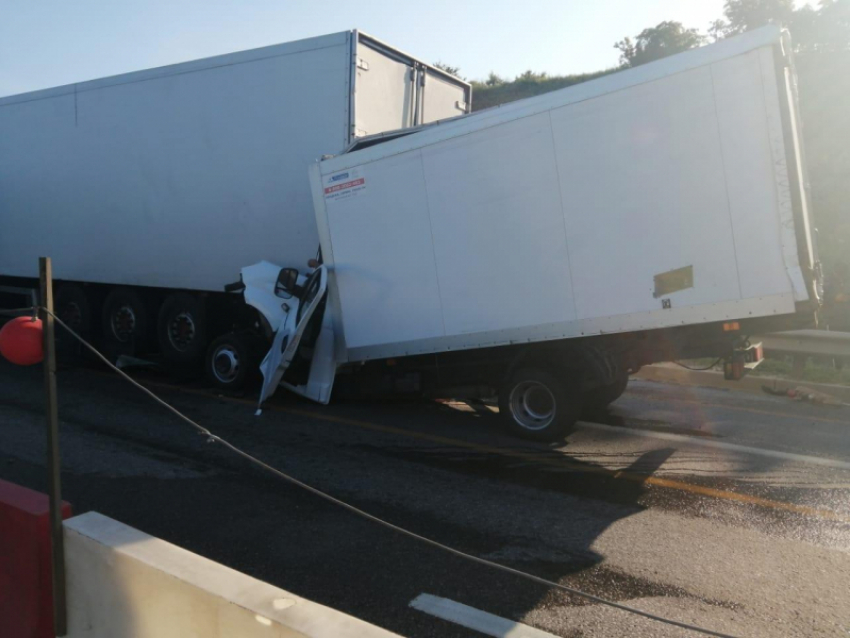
[0,0,814,98]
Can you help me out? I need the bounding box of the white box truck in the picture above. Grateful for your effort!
[0,31,471,363]
[242,26,820,440]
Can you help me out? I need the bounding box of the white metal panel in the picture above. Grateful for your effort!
[0,36,352,290]
[421,71,468,123]
[321,152,445,349]
[422,112,577,335]
[0,32,352,107]
[551,64,741,319]
[711,50,792,300]
[311,27,807,362]
[354,43,414,136]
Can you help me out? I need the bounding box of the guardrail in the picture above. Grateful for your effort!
[755,330,850,377]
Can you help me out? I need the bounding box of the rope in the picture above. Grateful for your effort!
[45,308,744,638]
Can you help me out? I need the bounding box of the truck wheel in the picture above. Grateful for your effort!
[205,333,256,391]
[158,293,207,365]
[102,288,148,357]
[582,372,629,415]
[498,367,581,442]
[54,284,92,353]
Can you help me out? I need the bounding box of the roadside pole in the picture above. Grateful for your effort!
[39,256,67,636]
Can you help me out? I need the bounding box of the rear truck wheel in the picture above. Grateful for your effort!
[582,371,629,415]
[54,284,92,355]
[101,288,148,358]
[498,367,581,442]
[157,293,207,366]
[205,332,257,391]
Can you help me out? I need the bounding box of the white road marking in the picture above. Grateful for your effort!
[579,421,850,471]
[410,593,560,638]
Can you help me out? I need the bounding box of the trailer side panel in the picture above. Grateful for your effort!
[0,33,352,290]
[312,28,811,362]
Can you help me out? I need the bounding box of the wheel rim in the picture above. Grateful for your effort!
[212,345,240,384]
[508,381,556,431]
[168,312,196,352]
[111,305,136,342]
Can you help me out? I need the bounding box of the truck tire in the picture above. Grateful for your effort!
[54,284,92,353]
[582,372,629,415]
[205,332,256,391]
[498,367,581,442]
[102,288,148,357]
[158,293,207,365]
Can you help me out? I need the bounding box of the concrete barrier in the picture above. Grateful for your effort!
[0,479,72,638]
[65,512,402,638]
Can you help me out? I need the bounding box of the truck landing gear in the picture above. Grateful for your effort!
[498,367,582,442]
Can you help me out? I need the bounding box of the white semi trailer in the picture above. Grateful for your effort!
[0,31,471,364]
[238,26,820,440]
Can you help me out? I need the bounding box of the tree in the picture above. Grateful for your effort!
[722,0,794,34]
[433,62,464,80]
[811,0,850,51]
[707,19,729,42]
[708,0,849,50]
[614,21,706,67]
[790,4,822,51]
[516,70,548,82]
[484,72,505,86]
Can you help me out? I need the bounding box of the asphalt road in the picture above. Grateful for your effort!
[1,358,849,637]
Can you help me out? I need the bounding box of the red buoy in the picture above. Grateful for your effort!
[0,317,44,366]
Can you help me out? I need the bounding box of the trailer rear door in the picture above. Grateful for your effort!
[353,40,416,136]
[352,33,471,139]
[420,68,469,123]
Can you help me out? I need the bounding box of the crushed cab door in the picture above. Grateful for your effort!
[257,266,334,408]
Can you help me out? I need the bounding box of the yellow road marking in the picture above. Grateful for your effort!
[135,378,850,524]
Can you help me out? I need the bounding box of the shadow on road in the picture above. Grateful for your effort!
[0,359,718,636]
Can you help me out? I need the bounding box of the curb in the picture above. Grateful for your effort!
[634,364,850,404]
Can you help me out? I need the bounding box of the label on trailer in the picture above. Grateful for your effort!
[323,168,366,201]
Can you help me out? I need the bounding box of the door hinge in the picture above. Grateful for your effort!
[357,58,369,71]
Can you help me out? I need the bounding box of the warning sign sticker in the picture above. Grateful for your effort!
[323,168,366,201]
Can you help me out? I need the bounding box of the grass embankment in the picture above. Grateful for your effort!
[470,68,617,111]
[679,357,850,386]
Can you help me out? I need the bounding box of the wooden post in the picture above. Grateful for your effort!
[39,257,67,636]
